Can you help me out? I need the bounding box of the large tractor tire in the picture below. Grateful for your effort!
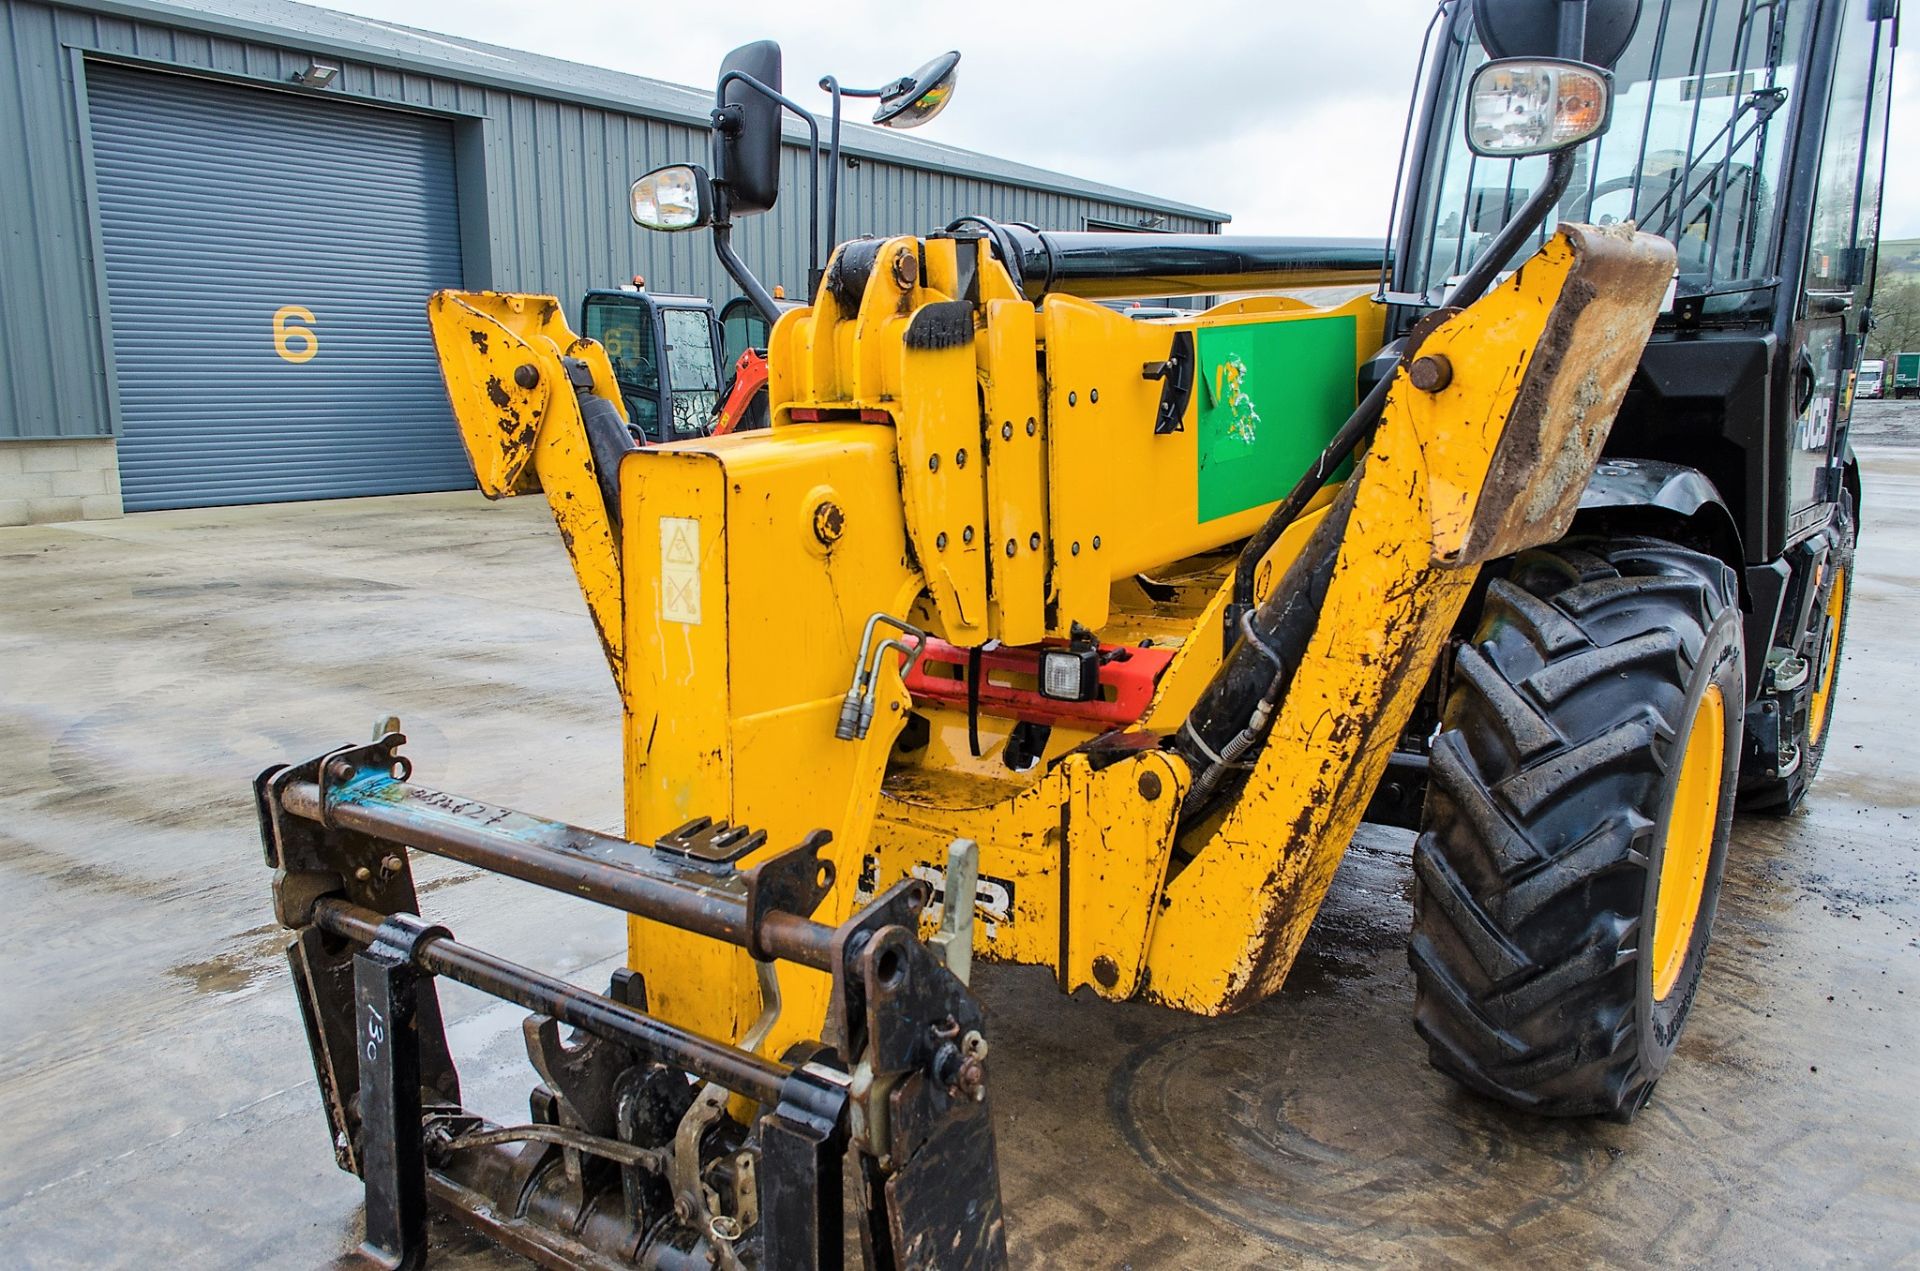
[1740,507,1854,813]
[1409,537,1744,1120]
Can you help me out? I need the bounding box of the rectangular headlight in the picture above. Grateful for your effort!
[1467,59,1612,158]
[1040,648,1099,701]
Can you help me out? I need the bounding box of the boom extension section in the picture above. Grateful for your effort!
[259,727,1004,1271]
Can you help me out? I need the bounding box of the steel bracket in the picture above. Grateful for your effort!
[354,913,450,1271]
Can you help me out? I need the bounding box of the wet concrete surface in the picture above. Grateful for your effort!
[2,430,1917,1267]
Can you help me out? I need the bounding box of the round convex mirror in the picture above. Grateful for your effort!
[873,51,961,129]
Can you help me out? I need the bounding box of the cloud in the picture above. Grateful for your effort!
[322,0,1920,239]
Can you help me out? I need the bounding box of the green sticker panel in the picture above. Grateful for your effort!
[1195,315,1357,522]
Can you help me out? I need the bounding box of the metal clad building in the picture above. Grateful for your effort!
[0,0,1227,520]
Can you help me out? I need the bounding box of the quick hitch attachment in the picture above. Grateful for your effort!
[257,726,1008,1270]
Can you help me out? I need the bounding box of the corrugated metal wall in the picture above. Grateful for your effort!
[0,2,108,440]
[0,0,1220,444]
[90,63,470,509]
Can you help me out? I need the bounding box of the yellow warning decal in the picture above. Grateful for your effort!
[660,516,701,624]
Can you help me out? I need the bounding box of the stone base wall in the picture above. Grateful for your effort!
[0,440,124,525]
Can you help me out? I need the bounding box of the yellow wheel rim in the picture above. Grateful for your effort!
[1807,566,1846,745]
[1652,683,1726,1001]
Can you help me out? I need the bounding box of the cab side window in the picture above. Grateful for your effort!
[1804,1,1894,299]
[721,302,771,371]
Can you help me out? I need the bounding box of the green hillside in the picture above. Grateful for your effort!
[1878,238,1920,274]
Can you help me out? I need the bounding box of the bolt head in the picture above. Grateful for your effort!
[1408,353,1453,393]
[811,500,846,546]
[513,363,540,390]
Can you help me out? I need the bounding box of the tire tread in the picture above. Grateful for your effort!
[1410,536,1738,1118]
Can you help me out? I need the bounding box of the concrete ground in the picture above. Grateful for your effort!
[2,417,1917,1268]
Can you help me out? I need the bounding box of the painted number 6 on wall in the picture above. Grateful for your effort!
[273,305,318,363]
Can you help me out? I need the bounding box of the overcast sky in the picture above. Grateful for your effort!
[322,0,1920,240]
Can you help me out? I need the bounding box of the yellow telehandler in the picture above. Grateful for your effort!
[258,0,1891,1264]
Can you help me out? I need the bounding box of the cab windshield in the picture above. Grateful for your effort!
[660,308,719,441]
[1405,0,1813,316]
[582,295,663,441]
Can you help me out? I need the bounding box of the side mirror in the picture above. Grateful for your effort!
[1466,58,1613,157]
[1473,0,1642,69]
[713,40,784,216]
[632,164,714,231]
[872,51,961,129]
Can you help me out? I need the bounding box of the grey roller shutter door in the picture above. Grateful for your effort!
[87,64,472,510]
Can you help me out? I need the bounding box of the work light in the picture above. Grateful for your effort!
[1040,646,1100,702]
[631,164,714,231]
[1466,59,1612,157]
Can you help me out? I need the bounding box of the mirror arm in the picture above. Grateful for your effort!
[818,76,890,287]
[1557,0,1590,59]
[821,76,845,291]
[711,208,784,327]
[1441,147,1577,309]
[713,69,823,291]
[1227,143,1577,627]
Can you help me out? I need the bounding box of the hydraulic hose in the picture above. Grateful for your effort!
[1227,151,1577,623]
[1174,481,1356,819]
[943,217,1386,302]
[1176,149,1579,822]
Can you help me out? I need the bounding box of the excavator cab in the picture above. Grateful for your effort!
[579,287,725,443]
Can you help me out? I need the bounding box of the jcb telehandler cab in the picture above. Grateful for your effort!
[1384,0,1892,1105]
[257,1,1894,1266]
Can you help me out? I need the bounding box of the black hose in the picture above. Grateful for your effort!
[1228,373,1393,625]
[1175,481,1356,817]
[1179,150,1580,822]
[1227,149,1578,622]
[572,364,638,538]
